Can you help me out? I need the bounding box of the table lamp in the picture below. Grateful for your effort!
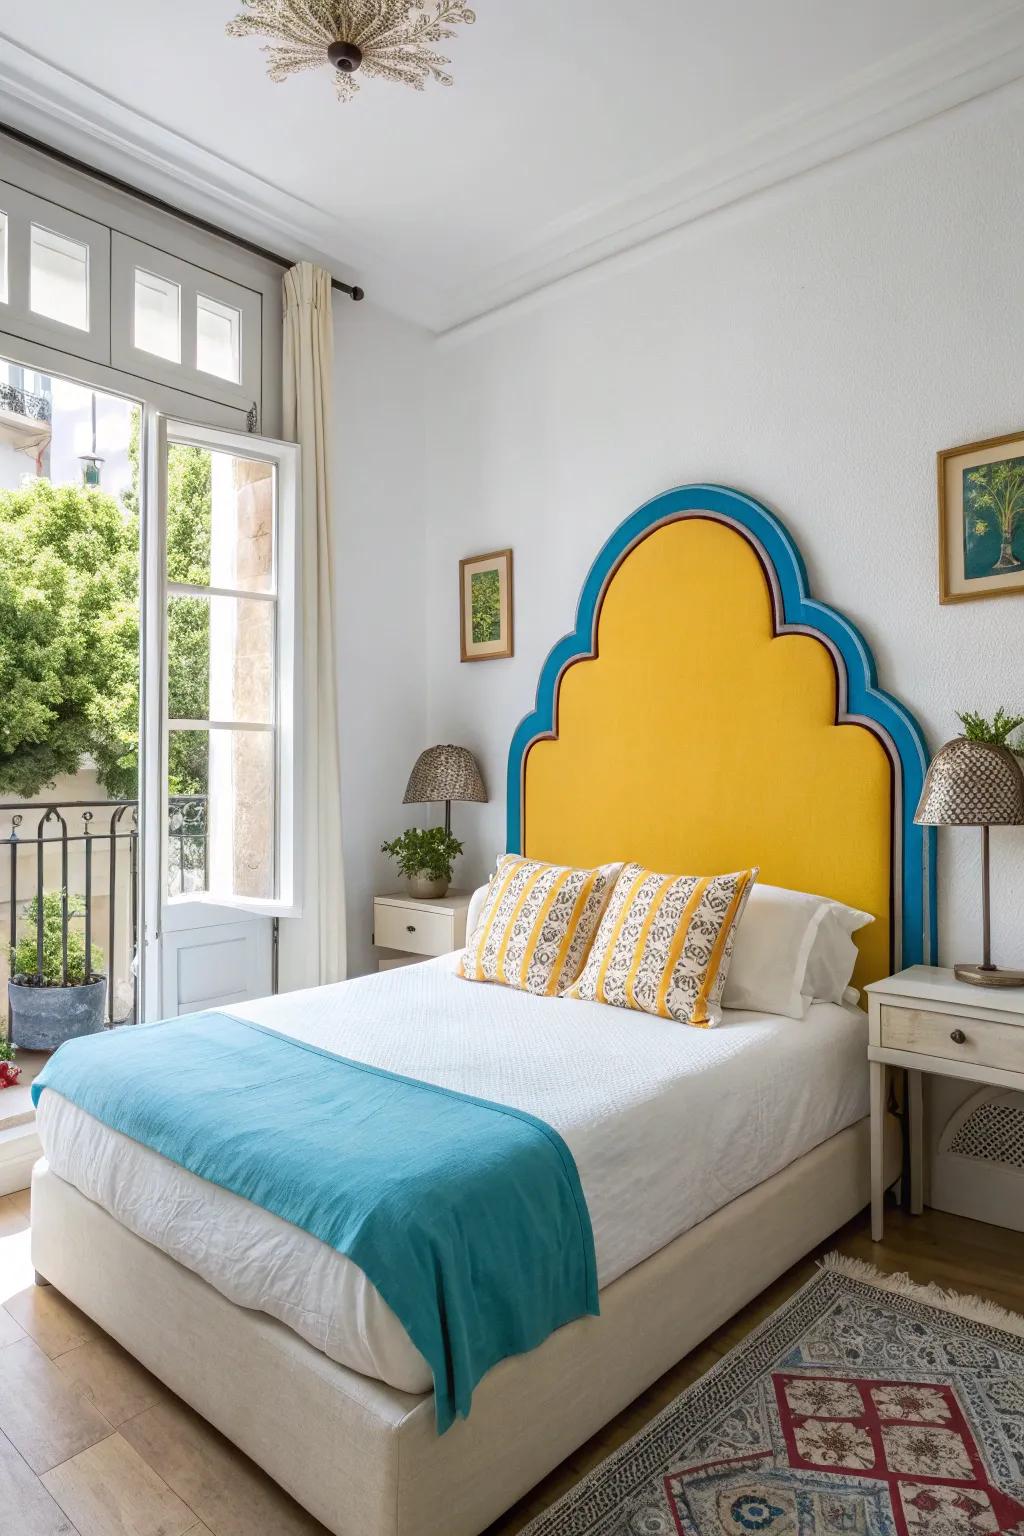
[403,745,487,835]
[914,736,1024,986]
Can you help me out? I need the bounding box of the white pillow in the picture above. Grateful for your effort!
[723,884,873,1019]
[805,904,874,1006]
[465,883,489,943]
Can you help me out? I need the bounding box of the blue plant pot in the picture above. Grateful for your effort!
[8,976,107,1052]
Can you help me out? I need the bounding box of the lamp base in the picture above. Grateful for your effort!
[954,962,1024,988]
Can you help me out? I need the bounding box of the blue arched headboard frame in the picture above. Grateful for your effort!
[506,484,937,971]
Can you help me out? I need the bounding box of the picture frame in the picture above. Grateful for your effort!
[459,548,514,662]
[938,430,1024,604]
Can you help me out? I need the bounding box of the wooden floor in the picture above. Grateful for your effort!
[0,1193,1022,1536]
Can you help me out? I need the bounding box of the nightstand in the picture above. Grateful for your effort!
[372,891,472,970]
[866,966,1024,1240]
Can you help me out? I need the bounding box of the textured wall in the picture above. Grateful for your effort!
[421,78,1024,972]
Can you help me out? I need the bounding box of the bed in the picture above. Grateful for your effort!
[31,483,935,1536]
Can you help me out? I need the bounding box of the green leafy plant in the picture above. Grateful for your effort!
[0,1039,16,1064]
[11,892,103,987]
[0,411,214,802]
[0,479,139,798]
[380,827,464,883]
[956,708,1024,750]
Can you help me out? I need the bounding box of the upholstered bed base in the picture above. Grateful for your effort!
[31,1116,897,1536]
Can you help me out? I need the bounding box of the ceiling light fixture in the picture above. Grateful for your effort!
[226,2,477,103]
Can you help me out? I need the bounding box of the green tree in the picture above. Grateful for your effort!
[101,416,211,798]
[0,414,213,801]
[0,479,138,797]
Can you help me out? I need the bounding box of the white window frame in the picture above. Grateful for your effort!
[145,414,301,924]
[112,234,262,411]
[0,179,111,363]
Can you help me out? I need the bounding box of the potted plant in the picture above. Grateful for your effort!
[9,892,106,1052]
[956,708,1024,752]
[381,827,464,899]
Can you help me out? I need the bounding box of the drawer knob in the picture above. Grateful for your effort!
[950,1028,967,1045]
[406,924,416,934]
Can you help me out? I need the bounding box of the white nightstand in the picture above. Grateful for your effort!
[372,891,472,970]
[866,965,1024,1241]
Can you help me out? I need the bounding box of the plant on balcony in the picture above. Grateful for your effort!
[11,892,102,986]
[381,827,464,898]
[9,892,106,1052]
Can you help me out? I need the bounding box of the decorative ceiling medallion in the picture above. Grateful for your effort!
[226,2,477,103]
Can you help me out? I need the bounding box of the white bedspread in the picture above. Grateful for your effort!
[36,953,869,1394]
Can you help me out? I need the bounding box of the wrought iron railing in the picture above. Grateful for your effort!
[2,794,208,1031]
[0,382,51,424]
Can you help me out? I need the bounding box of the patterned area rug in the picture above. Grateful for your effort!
[522,1256,1024,1536]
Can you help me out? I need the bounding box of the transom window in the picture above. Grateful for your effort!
[0,178,261,411]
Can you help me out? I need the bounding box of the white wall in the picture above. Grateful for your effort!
[334,300,431,976]
[421,78,1024,971]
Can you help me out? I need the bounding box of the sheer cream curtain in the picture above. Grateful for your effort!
[280,263,346,987]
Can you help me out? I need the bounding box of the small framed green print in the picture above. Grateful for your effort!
[460,548,513,661]
[938,430,1024,603]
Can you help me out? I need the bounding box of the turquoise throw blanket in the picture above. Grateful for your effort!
[33,1012,598,1431]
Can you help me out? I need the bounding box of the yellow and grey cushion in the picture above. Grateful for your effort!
[459,854,622,996]
[563,863,757,1026]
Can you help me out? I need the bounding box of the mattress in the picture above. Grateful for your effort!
[35,952,869,1395]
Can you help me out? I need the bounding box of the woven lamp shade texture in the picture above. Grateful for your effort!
[914,738,1024,827]
[403,745,487,806]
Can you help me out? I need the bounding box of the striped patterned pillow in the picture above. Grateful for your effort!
[459,854,622,996]
[563,863,757,1026]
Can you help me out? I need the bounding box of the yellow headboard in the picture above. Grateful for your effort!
[505,487,936,986]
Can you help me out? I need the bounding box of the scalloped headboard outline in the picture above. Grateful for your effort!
[506,484,936,980]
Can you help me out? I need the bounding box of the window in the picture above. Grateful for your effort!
[0,212,7,305]
[111,234,261,410]
[30,225,90,331]
[134,269,180,363]
[196,293,241,383]
[156,419,298,915]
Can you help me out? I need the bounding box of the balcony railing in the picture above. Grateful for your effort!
[0,382,51,425]
[2,795,208,1031]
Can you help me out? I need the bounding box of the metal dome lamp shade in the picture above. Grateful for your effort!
[404,745,487,836]
[914,737,1024,986]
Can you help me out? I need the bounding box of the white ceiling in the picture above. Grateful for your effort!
[2,0,1024,330]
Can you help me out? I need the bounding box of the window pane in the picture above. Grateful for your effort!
[0,212,7,305]
[165,442,275,593]
[134,268,180,362]
[30,225,89,330]
[196,293,241,383]
[167,728,274,901]
[167,594,274,724]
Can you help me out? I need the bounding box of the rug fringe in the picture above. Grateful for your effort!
[820,1251,1024,1338]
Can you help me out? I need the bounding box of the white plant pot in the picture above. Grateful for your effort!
[408,873,449,900]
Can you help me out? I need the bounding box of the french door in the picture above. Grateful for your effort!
[140,415,301,1019]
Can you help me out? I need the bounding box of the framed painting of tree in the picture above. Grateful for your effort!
[938,430,1024,603]
[459,548,514,661]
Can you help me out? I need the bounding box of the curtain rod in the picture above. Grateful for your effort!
[0,120,365,302]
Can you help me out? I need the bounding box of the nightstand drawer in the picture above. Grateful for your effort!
[374,901,455,957]
[880,1004,1024,1073]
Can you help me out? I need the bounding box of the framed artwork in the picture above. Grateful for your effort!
[460,548,514,662]
[938,430,1024,603]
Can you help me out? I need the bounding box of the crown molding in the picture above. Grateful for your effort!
[3,7,1024,336]
[0,36,440,325]
[438,2,1024,332]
